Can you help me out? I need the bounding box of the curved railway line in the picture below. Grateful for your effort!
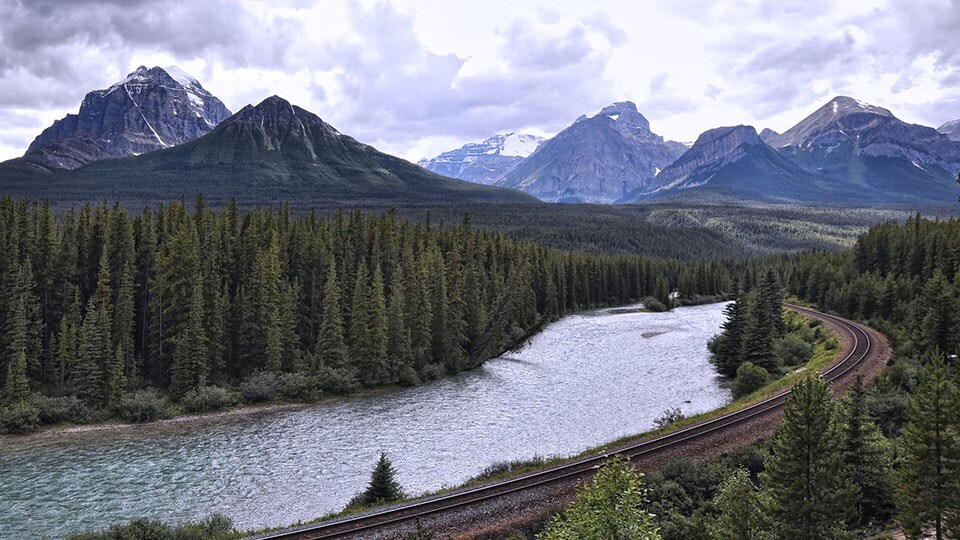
[248,305,882,540]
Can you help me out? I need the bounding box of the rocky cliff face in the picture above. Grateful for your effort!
[496,102,686,203]
[623,125,828,202]
[769,96,960,184]
[24,66,231,169]
[939,119,960,142]
[418,133,545,184]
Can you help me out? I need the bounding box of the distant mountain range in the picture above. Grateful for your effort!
[418,133,544,185]
[0,69,536,207]
[2,66,959,207]
[430,97,960,205]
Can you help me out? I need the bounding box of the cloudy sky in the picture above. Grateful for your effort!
[2,0,960,162]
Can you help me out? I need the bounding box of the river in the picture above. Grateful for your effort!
[0,302,731,539]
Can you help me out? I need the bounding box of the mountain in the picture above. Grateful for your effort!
[0,96,537,207]
[620,125,831,203]
[767,96,960,202]
[418,133,545,184]
[939,119,960,142]
[496,102,687,203]
[759,128,780,143]
[24,66,231,169]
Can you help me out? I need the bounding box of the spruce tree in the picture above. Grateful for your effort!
[317,261,348,371]
[358,452,405,505]
[896,352,960,540]
[3,262,33,403]
[170,271,208,399]
[762,377,855,539]
[74,301,108,405]
[712,293,746,377]
[740,291,778,373]
[387,266,416,385]
[842,375,893,526]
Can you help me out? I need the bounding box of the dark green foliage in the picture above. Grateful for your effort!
[732,362,768,399]
[0,199,735,423]
[896,352,960,540]
[539,455,661,540]
[774,333,813,367]
[654,407,686,428]
[841,375,893,526]
[708,468,771,540]
[29,394,93,425]
[65,513,234,540]
[180,386,240,413]
[711,275,784,378]
[761,377,855,539]
[351,453,405,507]
[114,389,173,423]
[0,400,40,433]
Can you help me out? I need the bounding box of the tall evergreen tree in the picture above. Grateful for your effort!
[762,377,855,540]
[3,262,33,403]
[356,452,405,506]
[842,375,893,526]
[170,270,208,399]
[896,352,960,540]
[317,261,348,371]
[386,266,415,385]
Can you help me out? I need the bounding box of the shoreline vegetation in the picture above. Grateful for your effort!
[2,296,727,443]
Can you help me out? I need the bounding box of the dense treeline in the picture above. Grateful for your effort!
[0,197,739,429]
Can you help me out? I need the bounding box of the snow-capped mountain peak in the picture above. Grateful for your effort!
[419,132,546,184]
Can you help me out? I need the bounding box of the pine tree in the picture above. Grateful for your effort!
[842,375,893,526]
[740,291,778,373]
[317,261,348,371]
[896,352,960,540]
[74,301,108,405]
[357,452,405,505]
[3,262,34,403]
[170,270,208,399]
[253,235,284,373]
[709,468,771,540]
[712,293,746,377]
[762,377,855,539]
[387,266,416,385]
[55,287,81,395]
[354,264,389,387]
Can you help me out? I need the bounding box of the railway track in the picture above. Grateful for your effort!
[248,305,877,540]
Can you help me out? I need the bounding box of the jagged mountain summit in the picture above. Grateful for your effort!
[759,128,780,143]
[418,133,545,185]
[768,96,960,201]
[23,66,231,169]
[620,125,828,203]
[0,95,537,207]
[939,119,960,142]
[496,102,687,203]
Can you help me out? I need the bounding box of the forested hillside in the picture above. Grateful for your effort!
[0,197,737,431]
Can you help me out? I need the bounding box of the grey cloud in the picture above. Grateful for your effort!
[319,2,617,151]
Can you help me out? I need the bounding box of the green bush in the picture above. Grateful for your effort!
[315,366,361,394]
[642,296,669,312]
[276,372,322,401]
[67,513,234,540]
[115,390,173,423]
[654,407,686,428]
[775,333,814,367]
[30,394,93,425]
[0,401,41,434]
[240,371,281,402]
[733,362,769,399]
[180,386,241,413]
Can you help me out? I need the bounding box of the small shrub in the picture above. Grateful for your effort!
[0,401,41,434]
[733,362,769,399]
[66,513,234,540]
[315,366,361,394]
[642,296,669,312]
[30,394,93,425]
[474,456,548,481]
[180,386,241,413]
[775,333,814,366]
[115,389,173,423]
[240,371,280,402]
[654,407,686,429]
[276,372,322,401]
